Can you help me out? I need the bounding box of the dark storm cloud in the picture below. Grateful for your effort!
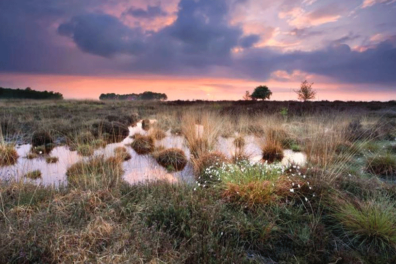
[125,5,168,19]
[58,13,146,57]
[0,0,395,86]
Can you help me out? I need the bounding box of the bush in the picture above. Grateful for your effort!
[366,154,396,178]
[130,135,155,155]
[262,142,284,163]
[155,148,188,172]
[0,145,18,166]
[32,131,53,147]
[66,156,123,190]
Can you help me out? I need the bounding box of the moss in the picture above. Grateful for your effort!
[155,148,188,172]
[25,170,42,180]
[0,145,19,166]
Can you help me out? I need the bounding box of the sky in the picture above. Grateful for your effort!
[0,0,396,100]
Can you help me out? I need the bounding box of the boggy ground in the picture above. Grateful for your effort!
[1,99,396,263]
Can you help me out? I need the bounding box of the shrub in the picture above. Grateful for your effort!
[32,130,53,147]
[24,170,42,180]
[46,156,59,164]
[366,154,396,178]
[0,145,19,166]
[194,152,229,182]
[31,144,55,155]
[262,142,284,163]
[130,135,154,155]
[155,148,188,172]
[66,156,123,190]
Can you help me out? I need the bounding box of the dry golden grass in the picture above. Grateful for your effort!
[155,148,188,172]
[130,135,155,155]
[0,144,18,166]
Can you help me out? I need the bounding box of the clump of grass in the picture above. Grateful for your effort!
[66,156,123,190]
[233,136,245,149]
[25,170,42,180]
[155,148,188,172]
[31,144,55,155]
[189,138,209,159]
[366,154,396,178]
[130,135,154,155]
[114,147,132,161]
[333,196,396,253]
[262,141,284,163]
[91,120,129,143]
[290,143,302,152]
[142,119,151,131]
[32,130,53,147]
[0,144,19,166]
[247,124,265,137]
[46,156,59,164]
[149,127,167,140]
[77,144,94,156]
[25,152,39,159]
[77,131,95,144]
[194,152,229,183]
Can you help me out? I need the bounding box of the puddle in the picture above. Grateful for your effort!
[0,122,307,187]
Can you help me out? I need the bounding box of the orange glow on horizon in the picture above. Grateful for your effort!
[0,73,395,102]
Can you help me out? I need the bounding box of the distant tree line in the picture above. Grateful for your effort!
[0,87,63,100]
[99,91,167,101]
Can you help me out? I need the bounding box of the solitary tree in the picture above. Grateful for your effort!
[251,85,272,100]
[295,80,316,102]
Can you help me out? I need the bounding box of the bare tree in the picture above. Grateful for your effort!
[295,80,316,102]
[242,91,251,100]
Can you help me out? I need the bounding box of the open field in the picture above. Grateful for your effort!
[1,99,396,263]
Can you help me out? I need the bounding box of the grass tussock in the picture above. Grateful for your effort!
[31,130,53,147]
[0,144,18,166]
[114,146,132,161]
[261,141,284,163]
[366,153,396,178]
[25,170,42,179]
[130,135,155,155]
[194,152,229,182]
[77,144,94,156]
[142,119,151,131]
[66,156,123,190]
[155,148,188,172]
[149,127,167,140]
[46,156,59,164]
[333,196,396,254]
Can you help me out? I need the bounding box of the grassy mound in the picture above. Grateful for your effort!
[91,121,129,143]
[114,147,132,161]
[32,130,53,147]
[150,127,167,140]
[0,145,19,166]
[46,156,59,164]
[142,119,151,131]
[130,135,155,155]
[366,154,396,178]
[155,148,188,172]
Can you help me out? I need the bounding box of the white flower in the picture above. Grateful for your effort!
[194,188,197,191]
[309,186,312,190]
[290,189,294,193]
[298,184,301,188]
[305,197,308,202]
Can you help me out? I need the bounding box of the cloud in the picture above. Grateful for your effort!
[239,34,261,48]
[124,5,168,19]
[362,0,396,8]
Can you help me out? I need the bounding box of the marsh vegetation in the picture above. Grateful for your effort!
[1,99,396,263]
